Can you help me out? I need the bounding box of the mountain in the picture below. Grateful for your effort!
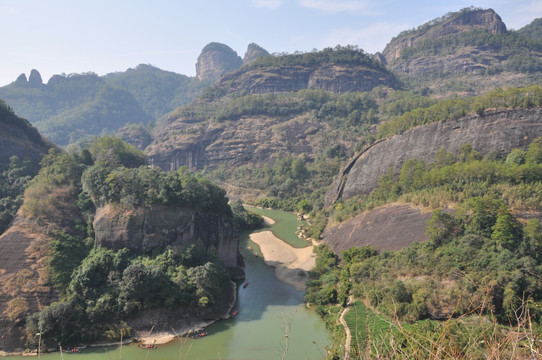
[146,46,399,175]
[517,17,542,40]
[0,43,270,149]
[196,42,243,82]
[103,64,200,119]
[380,7,542,96]
[0,100,56,169]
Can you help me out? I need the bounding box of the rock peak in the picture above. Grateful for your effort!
[28,69,43,86]
[243,43,269,64]
[382,8,507,63]
[195,42,243,82]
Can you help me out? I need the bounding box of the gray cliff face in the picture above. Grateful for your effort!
[196,42,243,82]
[94,205,239,268]
[326,107,542,205]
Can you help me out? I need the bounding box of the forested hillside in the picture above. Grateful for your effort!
[306,137,542,358]
[0,137,241,350]
[0,100,55,234]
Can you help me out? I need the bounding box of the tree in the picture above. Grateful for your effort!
[524,219,542,255]
[491,211,523,251]
[525,137,542,164]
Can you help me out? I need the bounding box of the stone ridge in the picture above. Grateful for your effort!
[216,63,397,95]
[382,8,507,64]
[326,107,542,206]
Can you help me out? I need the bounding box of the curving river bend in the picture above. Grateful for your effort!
[6,209,331,360]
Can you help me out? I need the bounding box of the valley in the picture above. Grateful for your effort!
[0,6,542,359]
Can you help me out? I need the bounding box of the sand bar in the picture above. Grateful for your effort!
[250,231,314,291]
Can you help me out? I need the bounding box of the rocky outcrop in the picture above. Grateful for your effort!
[217,63,397,95]
[243,43,269,64]
[93,205,239,268]
[326,107,542,205]
[322,204,431,255]
[28,69,43,86]
[15,73,27,83]
[196,42,243,82]
[382,8,507,64]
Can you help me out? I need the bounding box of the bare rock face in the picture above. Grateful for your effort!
[196,42,243,82]
[243,43,269,64]
[93,205,239,268]
[322,204,431,255]
[382,8,507,64]
[326,107,542,206]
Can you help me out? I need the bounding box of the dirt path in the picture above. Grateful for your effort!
[339,306,352,360]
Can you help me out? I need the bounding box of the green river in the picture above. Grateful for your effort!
[6,209,331,359]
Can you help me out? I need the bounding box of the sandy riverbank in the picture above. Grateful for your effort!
[250,231,314,291]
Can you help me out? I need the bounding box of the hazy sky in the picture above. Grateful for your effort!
[1,0,541,86]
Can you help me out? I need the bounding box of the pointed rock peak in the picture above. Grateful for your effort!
[243,43,269,64]
[28,69,43,86]
[196,42,243,82]
[15,73,27,83]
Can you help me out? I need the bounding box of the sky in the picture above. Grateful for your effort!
[1,0,541,87]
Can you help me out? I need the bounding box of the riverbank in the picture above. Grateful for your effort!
[131,279,238,345]
[250,230,315,291]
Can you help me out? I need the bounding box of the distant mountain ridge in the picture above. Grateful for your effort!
[0,43,269,147]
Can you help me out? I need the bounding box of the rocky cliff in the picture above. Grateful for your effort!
[243,43,269,64]
[216,62,397,96]
[326,107,542,205]
[94,204,239,268]
[382,8,507,64]
[379,8,542,96]
[196,42,243,82]
[147,111,328,171]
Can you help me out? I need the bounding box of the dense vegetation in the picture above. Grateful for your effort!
[0,66,208,147]
[0,156,37,234]
[0,100,52,234]
[305,138,542,358]
[20,137,234,348]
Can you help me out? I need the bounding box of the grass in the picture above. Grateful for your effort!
[246,207,311,248]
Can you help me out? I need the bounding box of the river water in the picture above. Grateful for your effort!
[7,209,331,360]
